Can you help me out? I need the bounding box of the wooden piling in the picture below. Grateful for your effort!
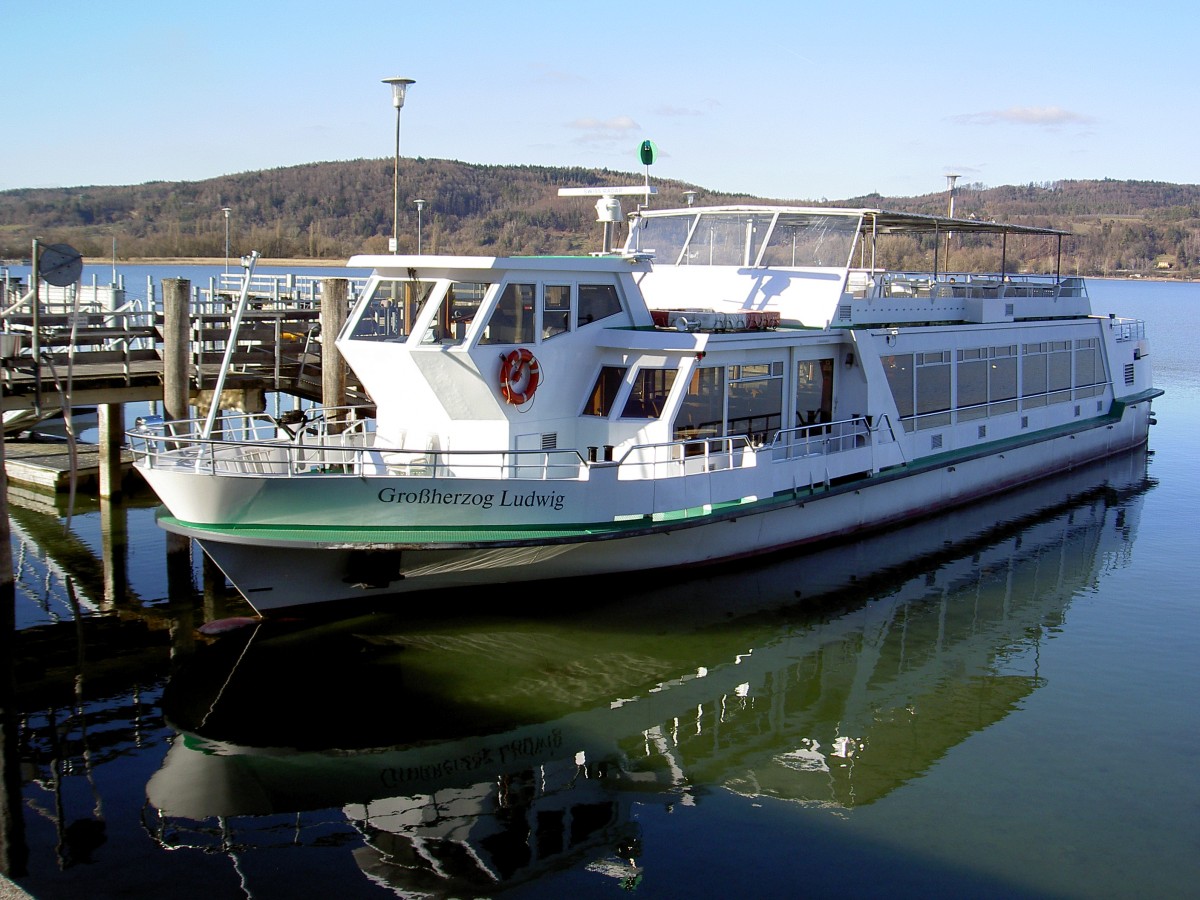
[100,496,128,608]
[97,402,124,500]
[0,399,29,879]
[161,278,191,425]
[321,278,349,430]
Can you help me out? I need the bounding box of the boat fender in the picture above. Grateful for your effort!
[500,348,541,404]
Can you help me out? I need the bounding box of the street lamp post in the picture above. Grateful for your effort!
[382,77,415,253]
[944,174,960,270]
[414,199,426,254]
[221,207,231,274]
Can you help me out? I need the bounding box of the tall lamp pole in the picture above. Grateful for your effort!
[944,174,960,270]
[382,76,415,253]
[945,173,960,217]
[221,207,231,274]
[414,199,426,254]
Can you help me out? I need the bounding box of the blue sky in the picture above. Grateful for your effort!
[4,0,1193,200]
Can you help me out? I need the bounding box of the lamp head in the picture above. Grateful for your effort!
[382,76,416,109]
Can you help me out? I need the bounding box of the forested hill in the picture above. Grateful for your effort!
[2,158,1198,277]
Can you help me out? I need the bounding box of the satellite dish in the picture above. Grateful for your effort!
[39,243,83,287]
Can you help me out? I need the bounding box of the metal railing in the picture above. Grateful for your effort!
[876,272,1086,301]
[768,416,881,460]
[1108,317,1146,342]
[126,409,590,481]
[208,272,369,310]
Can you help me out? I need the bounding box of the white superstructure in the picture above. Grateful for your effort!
[129,200,1160,613]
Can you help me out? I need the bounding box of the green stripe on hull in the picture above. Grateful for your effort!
[162,401,1157,551]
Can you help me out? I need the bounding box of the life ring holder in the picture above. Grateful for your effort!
[499,348,541,405]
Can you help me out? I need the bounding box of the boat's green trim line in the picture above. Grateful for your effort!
[160,394,1160,550]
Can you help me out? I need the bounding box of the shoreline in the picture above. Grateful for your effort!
[85,256,346,267]
[0,258,1193,283]
[72,259,1200,283]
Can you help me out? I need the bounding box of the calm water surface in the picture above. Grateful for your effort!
[3,274,1198,899]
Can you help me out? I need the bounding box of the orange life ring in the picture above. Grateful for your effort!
[499,348,541,404]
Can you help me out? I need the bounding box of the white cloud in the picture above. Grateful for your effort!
[567,116,642,144]
[950,106,1095,127]
[653,104,704,117]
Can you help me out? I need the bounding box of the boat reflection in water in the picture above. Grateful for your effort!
[147,448,1152,896]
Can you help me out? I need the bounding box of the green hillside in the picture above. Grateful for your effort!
[2,159,1198,277]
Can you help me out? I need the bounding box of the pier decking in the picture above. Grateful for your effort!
[3,436,138,491]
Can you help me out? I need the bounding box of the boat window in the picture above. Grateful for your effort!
[1048,341,1073,404]
[577,284,622,327]
[479,283,536,345]
[1074,338,1104,397]
[795,359,834,426]
[758,214,859,268]
[420,281,489,345]
[916,351,951,428]
[629,213,694,259]
[956,348,989,421]
[348,278,435,341]
[726,363,783,443]
[583,366,627,417]
[958,345,1026,421]
[682,214,763,266]
[673,366,725,442]
[989,346,1018,415]
[621,368,678,419]
[883,354,915,425]
[543,284,571,340]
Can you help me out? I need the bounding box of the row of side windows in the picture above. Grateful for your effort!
[584,360,831,449]
[883,338,1107,430]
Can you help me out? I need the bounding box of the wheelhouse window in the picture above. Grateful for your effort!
[583,366,627,417]
[543,284,571,340]
[621,368,677,419]
[577,284,622,327]
[349,278,435,341]
[420,281,489,345]
[479,283,536,345]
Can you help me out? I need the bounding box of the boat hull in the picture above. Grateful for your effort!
[173,404,1154,613]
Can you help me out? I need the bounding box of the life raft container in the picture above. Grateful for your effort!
[499,348,541,404]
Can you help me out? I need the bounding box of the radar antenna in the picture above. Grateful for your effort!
[558,185,657,254]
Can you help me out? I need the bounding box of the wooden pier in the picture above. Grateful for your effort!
[2,271,367,495]
[2,437,138,492]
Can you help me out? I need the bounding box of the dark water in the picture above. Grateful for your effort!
[3,277,1198,898]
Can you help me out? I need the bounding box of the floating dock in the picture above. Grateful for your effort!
[3,437,136,492]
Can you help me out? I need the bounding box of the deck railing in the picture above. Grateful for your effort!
[873,272,1086,301]
[1108,317,1146,342]
[128,410,895,485]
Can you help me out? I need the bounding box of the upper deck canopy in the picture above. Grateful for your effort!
[625,205,1068,269]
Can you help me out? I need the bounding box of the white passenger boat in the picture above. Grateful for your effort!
[128,192,1161,613]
